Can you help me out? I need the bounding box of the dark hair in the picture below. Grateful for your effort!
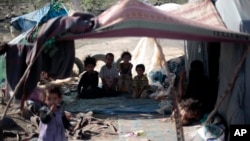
[190,60,204,73]
[84,55,96,67]
[105,53,114,59]
[189,60,205,82]
[44,85,63,99]
[121,51,132,59]
[136,64,145,71]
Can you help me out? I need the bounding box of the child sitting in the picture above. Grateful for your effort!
[118,51,133,93]
[132,64,150,98]
[38,85,73,141]
[100,53,119,97]
[77,56,102,99]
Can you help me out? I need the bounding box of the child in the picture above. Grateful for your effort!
[132,64,150,98]
[118,51,133,93]
[38,85,72,141]
[77,56,102,99]
[100,53,119,96]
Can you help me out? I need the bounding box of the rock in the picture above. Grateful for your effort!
[0,116,18,130]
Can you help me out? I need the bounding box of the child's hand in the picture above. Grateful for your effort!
[65,111,72,120]
[50,104,57,113]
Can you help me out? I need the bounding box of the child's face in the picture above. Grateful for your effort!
[136,68,144,76]
[45,93,61,107]
[122,55,131,63]
[86,64,95,72]
[106,55,114,65]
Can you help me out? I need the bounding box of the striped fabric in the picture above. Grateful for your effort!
[60,0,250,43]
[162,0,226,29]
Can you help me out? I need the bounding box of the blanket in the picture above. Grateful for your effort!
[64,94,164,114]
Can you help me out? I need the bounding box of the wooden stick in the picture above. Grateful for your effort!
[0,43,45,121]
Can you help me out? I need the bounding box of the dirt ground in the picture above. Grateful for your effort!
[0,37,185,141]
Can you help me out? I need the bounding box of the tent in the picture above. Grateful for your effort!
[3,0,250,138]
[214,0,250,126]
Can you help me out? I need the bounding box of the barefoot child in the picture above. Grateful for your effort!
[38,85,72,141]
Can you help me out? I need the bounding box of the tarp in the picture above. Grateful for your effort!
[215,0,250,125]
[131,38,167,80]
[140,0,225,75]
[59,0,250,43]
[160,0,220,76]
[158,0,225,28]
[64,94,161,114]
[10,3,68,32]
[216,0,250,33]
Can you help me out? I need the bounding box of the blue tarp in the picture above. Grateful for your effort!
[10,3,68,32]
[64,94,167,115]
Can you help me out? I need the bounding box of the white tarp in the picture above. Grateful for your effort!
[216,0,250,33]
[215,0,250,125]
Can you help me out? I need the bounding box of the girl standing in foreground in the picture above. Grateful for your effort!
[38,85,72,141]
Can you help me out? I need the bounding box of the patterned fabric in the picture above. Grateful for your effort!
[164,0,226,29]
[132,75,149,89]
[57,0,250,43]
